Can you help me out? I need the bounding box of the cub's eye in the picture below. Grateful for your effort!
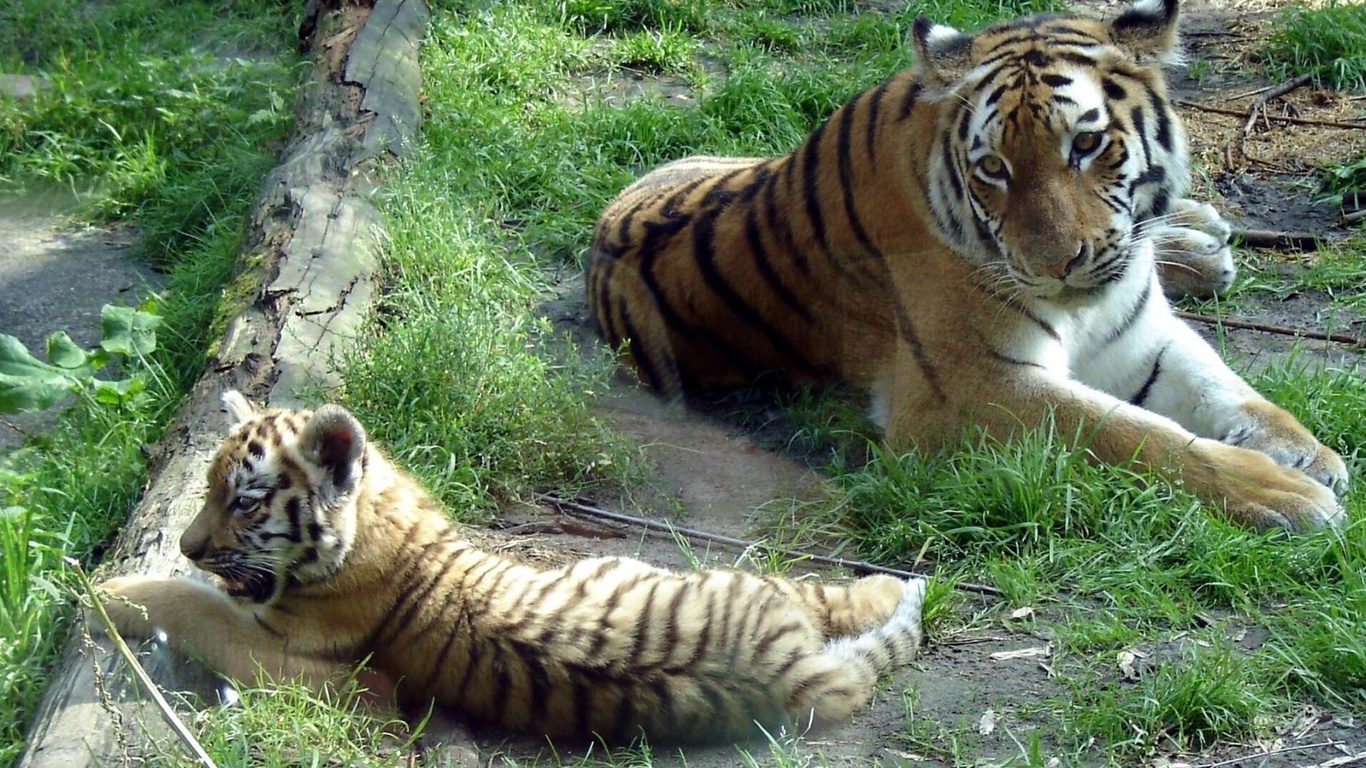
[1072,131,1104,157]
[229,494,255,515]
[975,154,1009,182]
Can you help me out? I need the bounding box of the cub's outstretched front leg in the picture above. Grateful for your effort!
[92,575,353,687]
[1149,199,1237,299]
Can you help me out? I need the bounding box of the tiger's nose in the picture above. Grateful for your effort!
[1041,243,1090,279]
[180,534,208,562]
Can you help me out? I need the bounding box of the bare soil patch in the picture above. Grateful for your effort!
[0,192,161,451]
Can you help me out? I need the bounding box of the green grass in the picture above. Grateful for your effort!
[0,0,299,765]
[786,381,1366,759]
[1265,2,1366,91]
[1262,2,1366,198]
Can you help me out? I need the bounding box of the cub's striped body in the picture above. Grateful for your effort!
[588,0,1348,530]
[95,391,925,744]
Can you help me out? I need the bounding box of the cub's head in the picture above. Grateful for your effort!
[179,390,368,604]
[913,0,1186,303]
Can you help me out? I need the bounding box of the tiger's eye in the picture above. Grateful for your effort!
[977,155,1008,180]
[1072,131,1102,155]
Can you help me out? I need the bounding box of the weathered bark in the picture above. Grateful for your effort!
[16,1,433,765]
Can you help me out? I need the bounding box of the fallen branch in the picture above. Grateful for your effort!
[1232,228,1322,251]
[538,493,1005,597]
[68,559,218,768]
[1244,73,1315,142]
[1297,752,1366,768]
[1177,100,1366,130]
[1175,311,1366,348]
[1194,740,1341,768]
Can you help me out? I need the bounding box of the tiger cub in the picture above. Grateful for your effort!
[586,0,1348,531]
[94,390,925,744]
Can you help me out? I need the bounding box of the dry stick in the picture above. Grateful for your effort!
[538,494,1004,597]
[66,558,219,768]
[1299,753,1366,768]
[1194,740,1343,768]
[1176,100,1366,130]
[1174,311,1366,348]
[1243,73,1316,141]
[1232,228,1322,251]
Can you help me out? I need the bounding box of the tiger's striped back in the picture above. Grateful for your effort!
[586,0,1205,399]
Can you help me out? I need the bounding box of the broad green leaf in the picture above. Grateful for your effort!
[0,335,83,413]
[45,332,88,370]
[100,305,161,358]
[92,377,145,406]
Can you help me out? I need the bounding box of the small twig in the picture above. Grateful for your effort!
[1194,740,1343,768]
[1251,230,1320,250]
[67,558,219,768]
[1297,752,1366,768]
[1175,311,1366,348]
[538,493,1004,597]
[1177,100,1366,130]
[1342,209,1366,226]
[1232,228,1322,251]
[1243,73,1315,148]
[1227,83,1279,101]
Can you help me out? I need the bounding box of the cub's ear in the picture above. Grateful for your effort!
[299,405,367,496]
[911,16,974,88]
[221,390,258,429]
[1110,0,1182,64]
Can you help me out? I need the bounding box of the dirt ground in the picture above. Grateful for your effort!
[0,189,160,452]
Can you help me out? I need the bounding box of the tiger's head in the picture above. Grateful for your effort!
[912,0,1186,304]
[178,391,367,604]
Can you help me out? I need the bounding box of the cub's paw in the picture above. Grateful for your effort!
[87,575,162,640]
[1194,440,1345,532]
[1226,400,1349,497]
[1149,199,1236,299]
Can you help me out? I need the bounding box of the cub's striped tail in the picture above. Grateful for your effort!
[794,577,927,729]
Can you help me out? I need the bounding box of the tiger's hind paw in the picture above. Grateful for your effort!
[889,578,927,640]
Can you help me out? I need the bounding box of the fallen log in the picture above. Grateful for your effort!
[16,1,431,765]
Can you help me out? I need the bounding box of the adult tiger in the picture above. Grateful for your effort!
[586,0,1348,531]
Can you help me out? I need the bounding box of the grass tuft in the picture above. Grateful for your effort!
[1264,2,1366,91]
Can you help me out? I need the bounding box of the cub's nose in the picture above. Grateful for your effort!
[180,533,208,562]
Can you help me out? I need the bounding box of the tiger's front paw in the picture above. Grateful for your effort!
[1151,199,1236,299]
[1226,400,1349,497]
[1192,440,1345,532]
[88,575,163,640]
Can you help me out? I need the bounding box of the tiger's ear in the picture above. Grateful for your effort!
[1109,0,1182,64]
[299,405,367,496]
[911,16,974,88]
[221,390,258,429]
